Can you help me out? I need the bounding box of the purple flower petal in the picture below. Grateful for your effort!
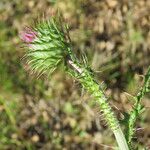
[20,27,37,43]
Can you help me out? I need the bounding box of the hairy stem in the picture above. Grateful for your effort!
[67,60,129,150]
[127,67,150,145]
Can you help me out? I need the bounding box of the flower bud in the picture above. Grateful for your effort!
[21,18,71,75]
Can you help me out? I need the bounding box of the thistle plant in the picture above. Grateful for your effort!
[21,16,132,150]
[126,67,150,147]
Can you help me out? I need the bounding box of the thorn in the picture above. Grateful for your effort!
[20,54,27,61]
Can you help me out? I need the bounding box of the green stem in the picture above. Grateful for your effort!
[127,67,150,145]
[67,60,129,150]
[114,127,129,150]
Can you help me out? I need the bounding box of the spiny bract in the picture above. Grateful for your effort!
[21,17,71,75]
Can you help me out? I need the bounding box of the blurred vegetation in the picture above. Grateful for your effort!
[0,0,149,149]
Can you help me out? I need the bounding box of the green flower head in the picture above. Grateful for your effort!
[21,17,71,75]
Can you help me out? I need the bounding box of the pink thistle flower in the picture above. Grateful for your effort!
[20,27,37,43]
